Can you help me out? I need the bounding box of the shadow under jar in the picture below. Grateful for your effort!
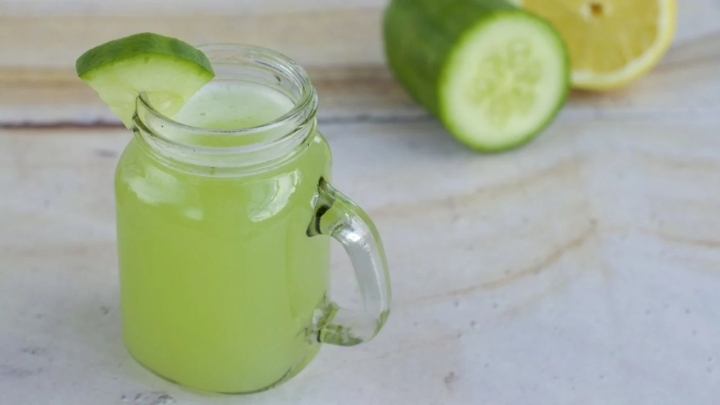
[114,44,391,394]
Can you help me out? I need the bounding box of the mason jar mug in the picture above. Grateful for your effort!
[114,44,391,394]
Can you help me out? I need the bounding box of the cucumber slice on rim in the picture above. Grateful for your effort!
[76,32,215,128]
[383,0,570,151]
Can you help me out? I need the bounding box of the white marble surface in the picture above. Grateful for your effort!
[2,114,720,404]
[2,1,720,404]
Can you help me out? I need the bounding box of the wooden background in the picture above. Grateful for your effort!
[1,0,720,126]
[2,1,720,404]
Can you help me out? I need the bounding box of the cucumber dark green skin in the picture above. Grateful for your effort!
[382,0,569,152]
[76,32,214,78]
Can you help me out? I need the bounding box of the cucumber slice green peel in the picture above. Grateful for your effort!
[383,0,570,151]
[76,32,215,128]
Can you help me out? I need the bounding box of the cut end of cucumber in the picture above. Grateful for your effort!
[438,11,569,151]
[76,32,215,128]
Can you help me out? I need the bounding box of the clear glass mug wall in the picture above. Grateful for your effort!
[115,44,391,394]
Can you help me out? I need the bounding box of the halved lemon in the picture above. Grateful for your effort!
[514,0,676,90]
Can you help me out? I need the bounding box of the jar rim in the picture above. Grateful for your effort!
[131,43,319,173]
[134,43,317,140]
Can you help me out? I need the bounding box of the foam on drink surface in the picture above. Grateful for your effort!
[170,80,296,147]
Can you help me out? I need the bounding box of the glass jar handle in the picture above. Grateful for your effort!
[307,178,391,346]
